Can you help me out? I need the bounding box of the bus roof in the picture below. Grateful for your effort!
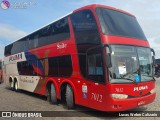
[73,4,134,17]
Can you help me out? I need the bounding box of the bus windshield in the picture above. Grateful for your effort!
[96,8,147,40]
[108,45,153,83]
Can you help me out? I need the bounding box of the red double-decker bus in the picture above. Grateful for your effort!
[3,4,156,111]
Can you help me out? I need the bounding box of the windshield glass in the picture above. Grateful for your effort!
[137,47,153,81]
[108,45,153,83]
[108,45,139,83]
[96,8,147,40]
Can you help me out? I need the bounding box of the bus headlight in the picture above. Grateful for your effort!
[111,94,128,99]
[150,88,156,94]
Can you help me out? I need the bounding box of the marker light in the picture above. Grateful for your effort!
[111,94,128,99]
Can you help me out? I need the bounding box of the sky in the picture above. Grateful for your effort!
[0,0,160,59]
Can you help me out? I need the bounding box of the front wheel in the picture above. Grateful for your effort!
[66,84,75,109]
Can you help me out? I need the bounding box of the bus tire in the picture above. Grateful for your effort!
[10,80,14,91]
[50,83,57,104]
[46,87,51,102]
[66,84,74,109]
[14,80,19,92]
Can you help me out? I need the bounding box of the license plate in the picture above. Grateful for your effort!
[137,101,145,106]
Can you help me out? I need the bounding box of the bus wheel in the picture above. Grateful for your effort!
[50,83,57,104]
[10,80,14,90]
[46,87,51,102]
[14,80,19,92]
[66,84,74,109]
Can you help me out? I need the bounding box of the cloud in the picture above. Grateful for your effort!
[0,24,27,58]
[148,36,160,59]
[0,44,5,59]
[0,23,27,42]
[153,36,160,45]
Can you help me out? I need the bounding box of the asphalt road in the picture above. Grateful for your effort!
[0,78,160,120]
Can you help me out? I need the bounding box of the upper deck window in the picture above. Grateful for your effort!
[71,10,101,45]
[4,17,70,56]
[96,8,147,40]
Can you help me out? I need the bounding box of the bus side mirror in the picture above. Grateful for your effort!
[152,56,155,66]
[151,48,155,65]
[104,44,112,68]
[106,53,112,68]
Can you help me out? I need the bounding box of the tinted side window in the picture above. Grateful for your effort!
[48,55,72,77]
[17,61,26,75]
[58,55,72,77]
[71,10,100,45]
[4,17,70,56]
[48,57,59,76]
[96,8,146,40]
[51,17,70,41]
[27,61,36,75]
[12,39,27,54]
[71,10,101,78]
[4,44,13,56]
[87,48,104,83]
[28,34,36,50]
[38,17,70,47]
[88,54,103,75]
[17,61,36,76]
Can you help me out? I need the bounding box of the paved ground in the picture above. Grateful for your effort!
[0,78,160,120]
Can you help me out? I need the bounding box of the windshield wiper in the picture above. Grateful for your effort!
[141,74,153,78]
[116,77,134,82]
[110,77,135,84]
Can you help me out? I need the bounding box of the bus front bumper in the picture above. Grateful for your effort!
[108,92,156,111]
